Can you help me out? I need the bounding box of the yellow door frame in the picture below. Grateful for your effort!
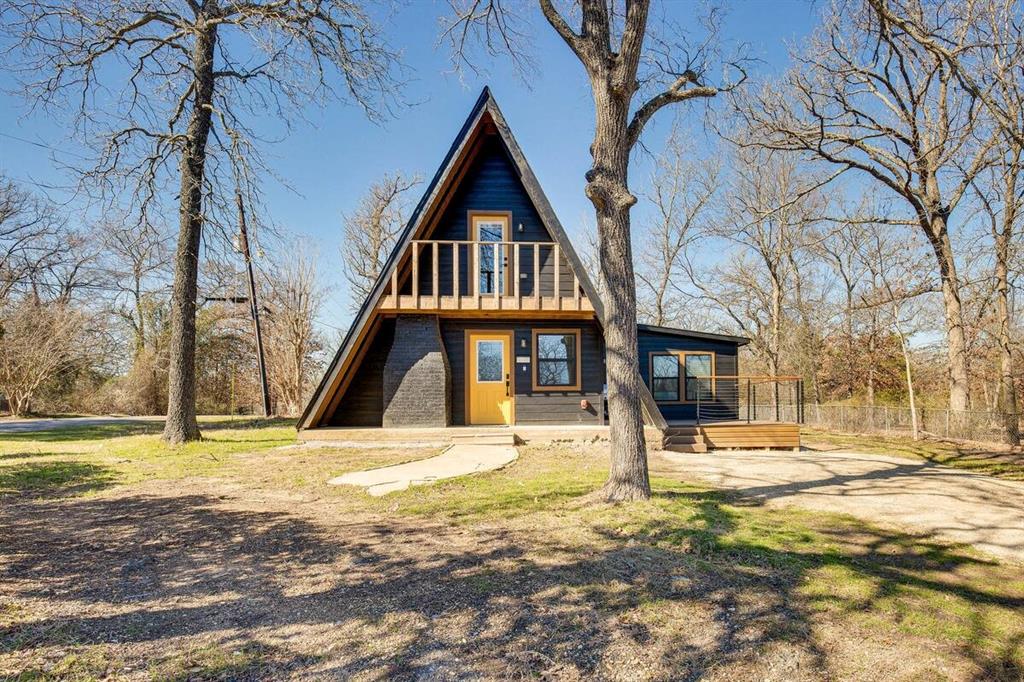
[464,329,515,425]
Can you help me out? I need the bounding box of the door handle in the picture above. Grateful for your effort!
[505,373,510,397]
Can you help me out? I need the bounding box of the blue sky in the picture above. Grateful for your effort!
[0,0,821,335]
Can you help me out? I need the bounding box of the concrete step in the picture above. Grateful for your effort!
[664,434,703,445]
[451,432,516,446]
[664,427,701,436]
[663,442,708,453]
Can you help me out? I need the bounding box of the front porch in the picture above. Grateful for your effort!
[298,423,666,447]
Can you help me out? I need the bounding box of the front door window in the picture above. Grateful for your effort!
[476,339,504,382]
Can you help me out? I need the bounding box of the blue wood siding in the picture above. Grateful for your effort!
[637,329,741,422]
[409,135,576,298]
[440,318,604,425]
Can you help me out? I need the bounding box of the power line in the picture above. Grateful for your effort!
[0,131,92,160]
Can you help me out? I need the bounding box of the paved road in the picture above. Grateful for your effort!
[0,415,165,434]
[659,448,1024,564]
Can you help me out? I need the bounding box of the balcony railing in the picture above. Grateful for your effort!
[379,239,593,313]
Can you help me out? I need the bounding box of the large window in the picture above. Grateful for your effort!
[684,353,714,401]
[651,354,680,401]
[649,351,716,402]
[534,330,580,390]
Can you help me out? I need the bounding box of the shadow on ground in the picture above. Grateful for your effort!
[0,461,116,497]
[1,484,1020,680]
[0,417,294,444]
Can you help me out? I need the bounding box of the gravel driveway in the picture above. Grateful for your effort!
[659,448,1024,564]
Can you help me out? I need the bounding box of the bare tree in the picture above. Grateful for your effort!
[855,223,936,439]
[734,0,997,411]
[686,147,822,383]
[0,176,65,302]
[444,0,745,500]
[262,247,326,416]
[867,0,1024,147]
[0,299,86,416]
[99,220,171,356]
[340,172,420,311]
[3,0,404,442]
[636,130,719,327]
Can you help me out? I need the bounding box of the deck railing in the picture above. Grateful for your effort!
[379,239,592,312]
[688,375,804,425]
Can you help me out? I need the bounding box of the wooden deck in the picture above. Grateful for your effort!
[663,421,801,452]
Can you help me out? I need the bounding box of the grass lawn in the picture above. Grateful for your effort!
[1,422,1022,680]
[803,427,1024,481]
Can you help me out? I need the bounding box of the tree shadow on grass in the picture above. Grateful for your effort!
[0,461,116,497]
[0,417,296,445]
[0,487,1021,680]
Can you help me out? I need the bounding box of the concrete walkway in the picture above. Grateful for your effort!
[328,444,519,496]
[658,448,1024,564]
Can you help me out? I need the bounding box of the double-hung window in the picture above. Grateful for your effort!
[534,331,580,390]
[684,353,714,401]
[651,354,680,401]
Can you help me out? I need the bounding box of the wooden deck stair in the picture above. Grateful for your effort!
[661,422,802,452]
[661,426,708,453]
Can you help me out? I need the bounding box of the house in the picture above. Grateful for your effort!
[298,88,802,451]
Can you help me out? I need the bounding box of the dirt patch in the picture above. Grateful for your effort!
[1,471,1005,681]
[656,448,1024,564]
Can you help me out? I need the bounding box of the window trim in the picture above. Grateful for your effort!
[463,329,516,425]
[468,211,512,295]
[647,350,717,404]
[650,352,681,402]
[531,328,582,391]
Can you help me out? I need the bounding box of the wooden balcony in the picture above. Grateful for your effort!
[379,239,594,314]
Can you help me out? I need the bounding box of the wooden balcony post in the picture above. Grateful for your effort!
[513,242,521,306]
[390,266,398,308]
[533,243,540,307]
[573,273,580,309]
[553,243,561,310]
[473,242,481,306]
[411,241,419,304]
[453,242,460,309]
[432,241,439,308]
[493,242,500,302]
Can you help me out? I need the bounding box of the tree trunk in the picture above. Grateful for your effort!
[926,214,970,411]
[994,197,1020,445]
[589,90,649,502]
[867,326,876,407]
[163,22,218,444]
[896,318,919,440]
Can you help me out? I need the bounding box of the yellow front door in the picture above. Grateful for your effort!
[467,332,513,425]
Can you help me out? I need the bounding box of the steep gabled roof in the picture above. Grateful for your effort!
[299,87,666,430]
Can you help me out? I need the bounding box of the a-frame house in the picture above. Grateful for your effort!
[299,88,798,450]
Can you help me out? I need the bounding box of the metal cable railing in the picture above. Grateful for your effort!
[688,375,805,425]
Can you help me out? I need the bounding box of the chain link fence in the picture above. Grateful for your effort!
[800,403,1022,446]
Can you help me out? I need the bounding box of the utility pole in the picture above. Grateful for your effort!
[236,190,272,417]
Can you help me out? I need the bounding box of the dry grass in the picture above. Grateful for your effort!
[1,423,1022,680]
[803,428,1024,481]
